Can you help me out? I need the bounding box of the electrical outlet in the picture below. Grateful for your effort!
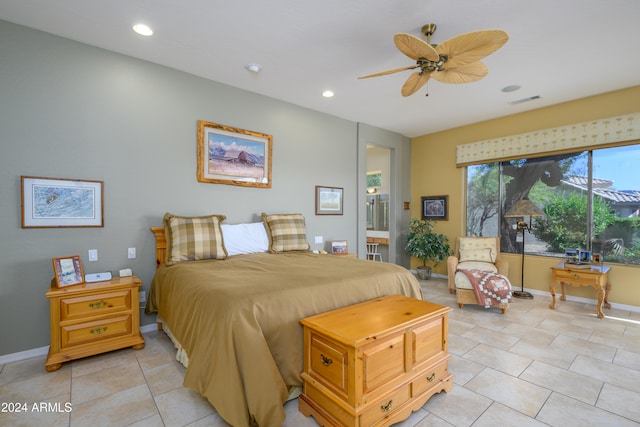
[128,247,136,259]
[139,291,146,303]
[88,249,98,261]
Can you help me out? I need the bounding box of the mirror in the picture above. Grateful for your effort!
[366,194,389,231]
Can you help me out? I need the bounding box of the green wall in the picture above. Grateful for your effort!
[0,20,412,356]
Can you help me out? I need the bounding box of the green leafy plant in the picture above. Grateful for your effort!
[532,192,616,251]
[405,218,452,267]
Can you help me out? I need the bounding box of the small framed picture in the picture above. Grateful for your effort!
[316,186,344,215]
[579,250,591,263]
[52,255,85,288]
[331,240,348,255]
[592,253,602,264]
[421,195,448,221]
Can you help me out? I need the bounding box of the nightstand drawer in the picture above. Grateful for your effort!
[61,314,132,348]
[61,289,132,321]
[309,333,348,396]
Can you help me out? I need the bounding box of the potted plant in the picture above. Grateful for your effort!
[405,218,452,280]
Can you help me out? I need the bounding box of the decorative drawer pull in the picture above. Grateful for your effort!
[381,400,393,412]
[90,327,107,335]
[89,301,107,309]
[320,354,333,366]
[426,372,436,382]
[572,274,579,280]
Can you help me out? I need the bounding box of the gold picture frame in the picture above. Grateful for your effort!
[52,255,85,288]
[331,240,348,255]
[197,120,272,188]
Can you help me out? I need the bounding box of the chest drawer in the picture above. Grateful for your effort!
[61,314,132,348]
[360,384,410,427]
[60,289,132,321]
[412,356,451,397]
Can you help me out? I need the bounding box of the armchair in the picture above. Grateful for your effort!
[447,236,510,313]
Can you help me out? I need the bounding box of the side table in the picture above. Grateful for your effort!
[549,262,611,318]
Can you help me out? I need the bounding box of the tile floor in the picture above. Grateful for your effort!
[2,278,640,426]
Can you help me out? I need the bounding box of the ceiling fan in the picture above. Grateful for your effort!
[358,23,509,96]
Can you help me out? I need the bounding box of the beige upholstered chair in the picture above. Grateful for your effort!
[447,236,510,313]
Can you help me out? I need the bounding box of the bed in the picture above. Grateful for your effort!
[145,213,422,427]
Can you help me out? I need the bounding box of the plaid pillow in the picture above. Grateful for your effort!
[261,213,310,253]
[163,213,227,265]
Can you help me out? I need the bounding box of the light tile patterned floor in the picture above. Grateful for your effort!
[1,277,640,426]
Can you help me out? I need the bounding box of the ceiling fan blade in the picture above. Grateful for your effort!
[401,71,431,96]
[394,33,439,61]
[431,61,488,84]
[357,65,418,79]
[436,30,508,69]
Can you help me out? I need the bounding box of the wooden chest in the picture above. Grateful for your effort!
[45,276,145,371]
[299,295,452,427]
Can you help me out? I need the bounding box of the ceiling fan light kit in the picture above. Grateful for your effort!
[359,23,509,97]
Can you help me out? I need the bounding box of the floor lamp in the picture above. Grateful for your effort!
[504,197,545,299]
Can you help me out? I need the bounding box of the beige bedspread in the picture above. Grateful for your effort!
[145,252,422,427]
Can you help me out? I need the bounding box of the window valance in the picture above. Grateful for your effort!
[456,112,640,166]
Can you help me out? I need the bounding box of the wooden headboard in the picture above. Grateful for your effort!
[150,227,166,269]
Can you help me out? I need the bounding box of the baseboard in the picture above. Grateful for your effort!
[0,346,50,364]
[0,323,160,365]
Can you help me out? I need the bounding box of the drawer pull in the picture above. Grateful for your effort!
[572,274,579,280]
[88,301,107,309]
[381,399,393,412]
[426,372,436,382]
[320,354,333,367]
[90,327,107,335]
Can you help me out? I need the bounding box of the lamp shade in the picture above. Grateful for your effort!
[504,197,545,217]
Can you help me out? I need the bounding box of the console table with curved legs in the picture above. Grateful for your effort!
[549,262,611,318]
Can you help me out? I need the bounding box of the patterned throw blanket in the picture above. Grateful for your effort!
[458,269,512,308]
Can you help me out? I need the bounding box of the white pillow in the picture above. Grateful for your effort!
[221,222,270,256]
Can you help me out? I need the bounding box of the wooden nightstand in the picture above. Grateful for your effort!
[45,275,145,372]
[299,295,452,427]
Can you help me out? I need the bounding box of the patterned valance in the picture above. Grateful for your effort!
[456,112,640,166]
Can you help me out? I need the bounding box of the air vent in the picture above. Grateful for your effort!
[509,95,541,105]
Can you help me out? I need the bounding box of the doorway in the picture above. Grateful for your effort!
[366,145,391,262]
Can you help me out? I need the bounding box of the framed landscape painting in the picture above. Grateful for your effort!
[197,120,272,188]
[315,186,343,215]
[21,176,104,228]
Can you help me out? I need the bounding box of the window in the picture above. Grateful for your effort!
[466,145,640,265]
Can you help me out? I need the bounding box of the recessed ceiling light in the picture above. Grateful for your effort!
[322,90,334,98]
[501,84,521,93]
[245,64,262,73]
[133,24,153,36]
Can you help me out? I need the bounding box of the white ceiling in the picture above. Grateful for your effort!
[1,0,639,137]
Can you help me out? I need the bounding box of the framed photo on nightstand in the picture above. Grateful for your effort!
[331,240,348,255]
[52,255,85,287]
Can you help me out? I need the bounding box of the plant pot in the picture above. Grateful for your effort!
[416,266,432,280]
